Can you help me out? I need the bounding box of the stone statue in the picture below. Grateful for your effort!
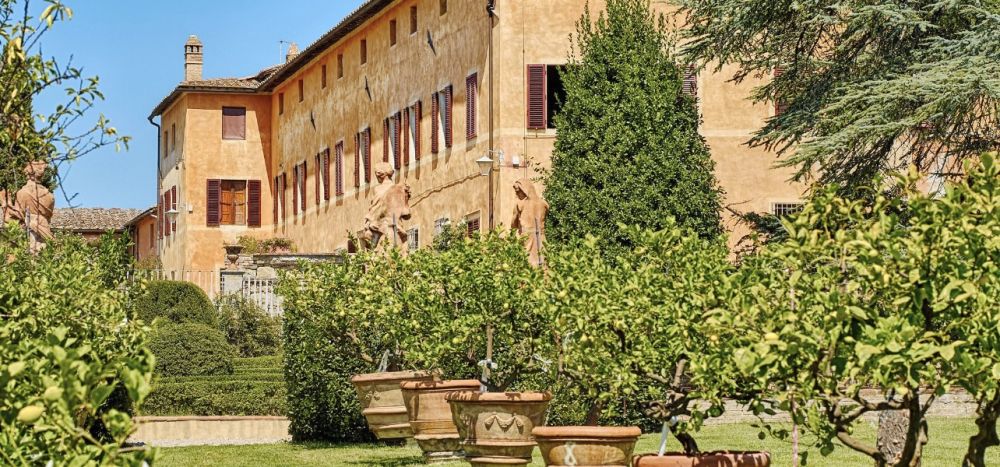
[510,178,548,267]
[361,162,412,254]
[4,161,55,253]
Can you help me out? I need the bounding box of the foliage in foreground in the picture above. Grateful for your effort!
[544,0,723,257]
[0,227,155,465]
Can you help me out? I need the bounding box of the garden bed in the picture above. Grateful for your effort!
[142,356,286,417]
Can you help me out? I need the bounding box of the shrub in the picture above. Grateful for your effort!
[148,323,236,377]
[135,280,217,327]
[217,296,282,357]
[0,225,156,464]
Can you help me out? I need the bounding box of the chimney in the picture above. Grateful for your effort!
[184,35,203,82]
[285,42,299,63]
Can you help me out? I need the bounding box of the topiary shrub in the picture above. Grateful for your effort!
[148,323,236,377]
[217,296,282,357]
[135,280,217,327]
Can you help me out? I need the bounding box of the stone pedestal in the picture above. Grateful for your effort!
[220,270,246,296]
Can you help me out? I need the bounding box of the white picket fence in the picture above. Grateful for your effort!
[131,269,283,316]
[241,277,283,317]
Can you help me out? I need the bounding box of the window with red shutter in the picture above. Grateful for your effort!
[315,154,321,206]
[206,179,221,227]
[273,176,280,223]
[431,92,440,154]
[466,73,478,140]
[354,133,361,188]
[413,101,422,161]
[466,217,481,236]
[281,173,288,218]
[383,119,390,163]
[323,148,331,200]
[393,112,402,169]
[527,65,547,129]
[164,190,172,237]
[443,85,453,148]
[363,128,372,183]
[248,180,261,227]
[300,161,307,212]
[171,186,178,233]
[335,142,345,196]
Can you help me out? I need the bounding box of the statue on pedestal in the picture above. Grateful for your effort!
[2,161,55,253]
[361,162,412,254]
[510,178,548,267]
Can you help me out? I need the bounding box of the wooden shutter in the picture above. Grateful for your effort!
[315,154,321,205]
[403,109,410,166]
[414,101,422,161]
[527,65,547,129]
[466,73,478,140]
[281,173,288,218]
[301,161,307,212]
[773,68,787,116]
[354,133,361,188]
[431,92,440,154]
[248,180,261,227]
[292,165,299,215]
[363,128,372,183]
[383,119,390,163]
[466,218,480,236]
[336,142,345,196]
[394,112,402,169]
[682,66,698,98]
[206,179,221,227]
[444,85,453,148]
[164,190,172,237]
[273,177,279,223]
[323,148,331,200]
[171,186,178,233]
[157,197,163,239]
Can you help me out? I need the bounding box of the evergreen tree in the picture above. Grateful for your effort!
[678,0,1000,196]
[544,0,722,256]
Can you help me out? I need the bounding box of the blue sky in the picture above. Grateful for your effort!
[40,1,363,208]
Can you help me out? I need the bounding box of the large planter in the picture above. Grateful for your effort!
[533,426,641,466]
[401,379,482,463]
[447,391,552,467]
[350,370,435,439]
[633,451,771,467]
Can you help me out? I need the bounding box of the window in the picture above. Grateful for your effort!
[322,148,331,200]
[162,130,168,157]
[298,79,304,102]
[279,93,285,115]
[386,113,402,169]
[222,107,246,140]
[337,54,344,78]
[410,6,418,34]
[526,64,567,130]
[772,202,803,218]
[682,66,698,98]
[321,65,328,88]
[466,214,481,236]
[315,153,322,205]
[466,73,478,140]
[273,176,280,223]
[360,39,367,65]
[298,161,307,213]
[389,19,398,46]
[406,102,421,164]
[170,186,177,233]
[335,141,345,196]
[432,85,453,150]
[773,68,787,116]
[440,0,447,15]
[407,227,419,251]
[206,179,261,227]
[356,128,372,185]
[434,217,450,235]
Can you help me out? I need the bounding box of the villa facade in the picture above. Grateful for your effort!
[149,0,804,275]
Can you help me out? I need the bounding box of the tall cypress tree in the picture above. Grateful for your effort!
[544,0,722,256]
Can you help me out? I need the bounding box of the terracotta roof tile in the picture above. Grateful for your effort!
[51,208,143,233]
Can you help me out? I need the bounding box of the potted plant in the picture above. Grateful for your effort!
[401,379,483,463]
[544,226,770,467]
[393,231,553,466]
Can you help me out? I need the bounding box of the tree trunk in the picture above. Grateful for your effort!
[963,392,1000,467]
[878,409,913,467]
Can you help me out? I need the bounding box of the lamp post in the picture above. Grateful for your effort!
[476,150,503,231]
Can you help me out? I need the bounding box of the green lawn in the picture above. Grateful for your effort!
[155,418,998,466]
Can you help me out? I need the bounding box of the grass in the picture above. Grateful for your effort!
[155,417,998,466]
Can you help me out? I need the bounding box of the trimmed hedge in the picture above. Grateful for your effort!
[136,280,217,327]
[217,296,282,357]
[142,379,286,416]
[148,323,236,377]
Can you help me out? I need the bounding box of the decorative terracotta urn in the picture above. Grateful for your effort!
[223,243,244,270]
[350,370,436,439]
[401,379,482,463]
[532,426,641,466]
[447,391,552,467]
[633,451,771,467]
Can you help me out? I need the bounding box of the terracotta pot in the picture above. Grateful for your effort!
[401,379,482,463]
[533,426,642,466]
[633,451,771,467]
[350,370,435,439]
[447,391,552,467]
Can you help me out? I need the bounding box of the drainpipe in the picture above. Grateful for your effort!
[148,115,161,259]
[487,0,496,230]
